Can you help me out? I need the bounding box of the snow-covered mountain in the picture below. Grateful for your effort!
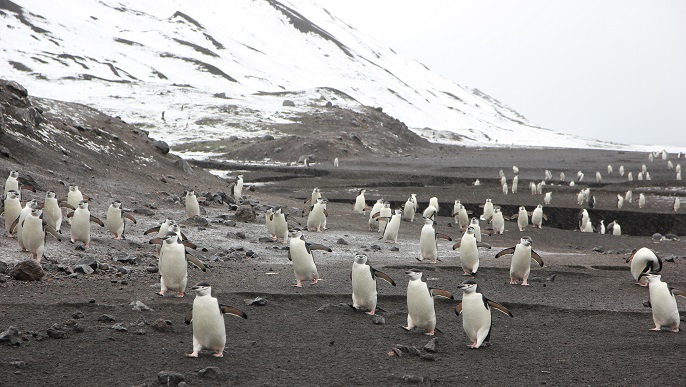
[1,0,621,155]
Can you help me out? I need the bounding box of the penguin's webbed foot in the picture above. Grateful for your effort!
[157,291,165,297]
[401,325,412,332]
[521,281,530,286]
[424,330,435,336]
[365,311,375,315]
[212,351,224,357]
[176,292,185,298]
[649,327,661,331]
[186,352,199,358]
[510,279,518,285]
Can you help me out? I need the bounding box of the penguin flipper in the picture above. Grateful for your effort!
[90,216,105,227]
[181,239,198,250]
[8,216,20,234]
[530,250,544,266]
[323,209,328,217]
[495,247,516,258]
[372,268,396,286]
[653,251,663,272]
[487,300,513,317]
[671,289,686,299]
[436,233,453,241]
[307,243,332,252]
[148,237,164,245]
[371,212,381,219]
[626,249,638,263]
[430,288,454,299]
[220,305,248,319]
[185,251,206,272]
[287,249,292,261]
[476,241,491,249]
[452,241,461,250]
[184,309,193,324]
[59,201,76,210]
[455,301,463,315]
[44,223,62,241]
[143,226,161,235]
[123,213,137,224]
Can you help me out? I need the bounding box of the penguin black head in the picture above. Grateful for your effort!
[405,269,422,280]
[191,281,212,295]
[354,253,368,264]
[521,236,533,246]
[459,279,479,293]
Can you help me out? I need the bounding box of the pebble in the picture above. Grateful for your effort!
[47,326,67,339]
[150,319,174,333]
[197,366,223,380]
[401,375,424,383]
[244,297,267,306]
[71,311,85,319]
[98,314,116,322]
[111,323,128,332]
[423,337,438,353]
[0,326,22,346]
[157,371,185,386]
[130,301,153,311]
[337,238,348,245]
[10,361,26,369]
[146,266,159,273]
[371,315,385,325]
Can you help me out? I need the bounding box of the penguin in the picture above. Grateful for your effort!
[265,207,276,240]
[588,195,596,209]
[607,164,613,174]
[581,220,594,233]
[512,206,528,232]
[149,231,206,297]
[43,190,73,233]
[578,209,590,231]
[409,193,418,213]
[667,161,674,170]
[68,200,104,249]
[333,157,339,167]
[368,198,384,231]
[403,269,453,336]
[428,197,440,214]
[595,171,602,183]
[353,189,367,214]
[144,219,180,255]
[306,197,328,232]
[455,279,513,349]
[576,191,585,206]
[288,229,331,287]
[559,172,566,182]
[598,219,606,234]
[500,175,507,187]
[421,205,438,221]
[67,185,86,209]
[625,190,633,204]
[481,199,494,221]
[473,179,481,186]
[627,171,634,181]
[185,281,247,358]
[380,209,402,243]
[626,248,662,286]
[511,175,518,194]
[106,200,137,240]
[607,220,622,236]
[531,204,546,229]
[498,169,505,179]
[638,193,646,209]
[418,217,452,263]
[469,217,482,242]
[640,273,686,332]
[495,236,544,285]
[403,195,416,222]
[184,190,204,218]
[501,183,508,195]
[453,201,469,231]
[674,197,681,212]
[545,170,553,181]
[452,226,491,276]
[576,171,584,182]
[350,253,396,314]
[645,172,651,181]
[529,182,537,195]
[21,207,61,261]
[619,165,625,176]
[375,201,392,235]
[512,165,519,174]
[4,170,19,196]
[15,199,39,251]
[491,207,505,235]
[231,174,244,203]
[272,207,289,243]
[2,190,22,237]
[306,187,321,207]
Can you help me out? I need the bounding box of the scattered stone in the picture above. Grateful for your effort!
[401,375,424,383]
[73,264,94,275]
[316,303,332,313]
[197,366,223,380]
[244,297,267,306]
[389,246,400,252]
[117,267,131,275]
[393,345,421,356]
[592,246,604,253]
[420,353,436,361]
[72,324,85,333]
[111,323,128,332]
[132,316,149,327]
[651,233,663,242]
[336,238,348,245]
[423,337,438,353]
[73,255,99,272]
[370,245,382,251]
[10,361,26,369]
[235,205,256,222]
[133,208,155,216]
[146,266,159,273]
[235,232,246,239]
[282,99,295,107]
[0,326,22,346]
[0,261,7,273]
[175,158,193,174]
[47,326,67,339]
[150,319,174,333]
[157,371,185,386]
[9,260,44,281]
[98,314,116,322]
[371,315,385,325]
[258,237,273,243]
[99,263,110,271]
[664,255,676,262]
[152,140,170,154]
[71,311,84,319]
[130,301,153,311]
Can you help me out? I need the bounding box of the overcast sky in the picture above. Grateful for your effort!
[319,0,686,147]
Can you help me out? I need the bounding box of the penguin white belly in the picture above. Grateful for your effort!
[354,196,366,213]
[67,192,83,209]
[407,283,435,329]
[517,213,528,231]
[265,215,275,237]
[71,210,91,244]
[44,199,62,232]
[159,244,188,292]
[351,264,376,311]
[4,200,21,235]
[492,214,505,234]
[482,204,493,220]
[630,249,658,282]
[106,208,124,238]
[650,286,679,329]
[382,216,400,242]
[459,239,479,274]
[306,206,325,231]
[532,210,543,228]
[472,224,482,242]
[419,226,437,261]
[510,247,531,281]
[290,242,317,281]
[462,293,491,346]
[403,202,415,222]
[186,198,200,218]
[22,216,45,259]
[193,297,226,351]
[377,208,391,234]
[16,209,30,248]
[273,216,288,242]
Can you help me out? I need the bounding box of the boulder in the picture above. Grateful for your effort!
[9,260,44,281]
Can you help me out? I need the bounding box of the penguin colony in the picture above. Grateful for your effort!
[1,148,685,360]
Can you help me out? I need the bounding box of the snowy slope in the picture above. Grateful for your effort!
[1,0,626,154]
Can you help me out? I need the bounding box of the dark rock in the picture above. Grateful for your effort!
[112,253,140,264]
[130,301,153,311]
[72,324,85,333]
[10,361,26,369]
[152,140,170,154]
[98,314,116,322]
[371,315,385,325]
[73,264,94,275]
[71,311,85,319]
[133,208,155,216]
[20,106,43,129]
[316,304,332,313]
[111,323,128,332]
[401,375,424,383]
[117,267,131,275]
[262,134,275,141]
[245,250,256,257]
[423,337,438,353]
[157,371,185,386]
[9,260,44,281]
[146,266,159,273]
[235,232,246,239]
[0,326,22,346]
[235,205,256,222]
[47,326,67,339]
[258,237,273,243]
[592,246,604,253]
[197,366,223,379]
[389,246,400,252]
[370,245,382,251]
[282,99,295,107]
[175,159,193,174]
[0,261,8,273]
[244,297,267,306]
[74,255,99,271]
[337,238,348,245]
[420,353,436,361]
[183,215,209,227]
[325,101,333,107]
[150,319,174,332]
[394,345,421,356]
[224,220,237,227]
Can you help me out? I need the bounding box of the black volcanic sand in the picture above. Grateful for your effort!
[2,146,686,386]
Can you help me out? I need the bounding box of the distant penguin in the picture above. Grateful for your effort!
[641,274,686,332]
[69,200,104,249]
[598,219,606,234]
[501,183,508,195]
[106,200,137,240]
[380,209,402,243]
[495,236,544,285]
[453,202,469,231]
[333,157,339,167]
[576,171,584,182]
[588,195,596,209]
[309,187,321,206]
[453,226,490,276]
[481,199,494,221]
[403,269,453,336]
[350,253,396,314]
[418,218,452,263]
[545,170,553,180]
[500,175,507,187]
[428,197,440,214]
[368,198,384,231]
[473,179,481,186]
[15,199,39,251]
[353,189,368,214]
[43,190,70,233]
[530,182,537,195]
[491,208,505,235]
[626,248,662,286]
[619,165,625,176]
[515,206,528,232]
[469,217,482,242]
[184,190,203,218]
[306,197,328,232]
[607,164,613,174]
[581,220,594,233]
[272,207,289,243]
[625,190,633,203]
[674,197,681,212]
[642,164,648,174]
[149,231,206,297]
[4,170,19,196]
[531,204,545,229]
[265,207,276,240]
[409,193,418,213]
[232,174,244,202]
[617,194,624,209]
[639,193,646,209]
[287,229,331,287]
[422,205,438,221]
[559,171,566,182]
[512,165,519,174]
[627,171,634,181]
[595,171,602,183]
[376,201,392,235]
[455,279,513,349]
[403,195,416,222]
[608,220,622,236]
[576,191,585,206]
[578,209,590,231]
[22,208,61,261]
[667,160,674,170]
[67,185,85,209]
[511,175,518,194]
[3,190,21,237]
[185,281,247,358]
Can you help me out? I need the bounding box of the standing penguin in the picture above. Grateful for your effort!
[375,201,392,235]
[452,201,469,231]
[409,194,418,212]
[380,209,402,243]
[495,236,544,285]
[626,248,662,286]
[106,200,137,239]
[608,220,622,236]
[350,253,396,314]
[184,190,204,219]
[368,198,384,231]
[4,170,19,196]
[265,207,276,240]
[544,192,552,205]
[511,175,519,194]
[144,219,176,254]
[149,231,206,297]
[531,204,546,229]
[674,197,681,212]
[598,219,606,234]
[353,189,368,214]
[418,218,452,263]
[453,226,491,276]
[21,207,61,261]
[578,209,590,231]
[231,174,244,203]
[15,199,39,250]
[638,193,646,209]
[468,217,482,242]
[641,273,686,332]
[287,229,332,287]
[491,207,505,235]
[272,207,289,243]
[43,190,73,234]
[307,197,328,232]
[403,269,453,336]
[185,281,247,358]
[67,185,86,209]
[428,197,440,214]
[421,205,438,221]
[455,280,513,349]
[513,206,529,232]
[481,199,494,221]
[2,190,22,237]
[69,200,104,249]
[305,187,321,207]
[403,195,416,222]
